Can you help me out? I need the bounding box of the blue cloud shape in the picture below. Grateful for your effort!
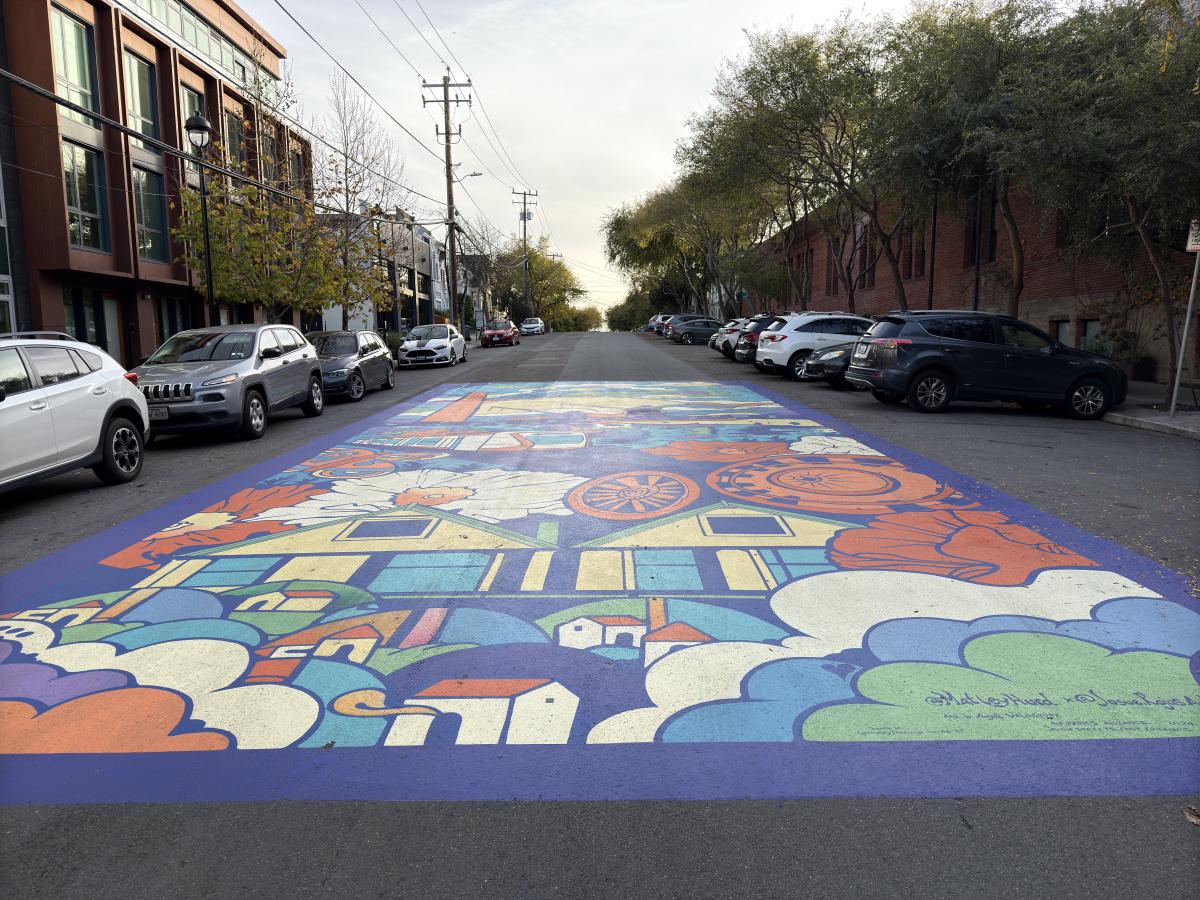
[866,597,1200,665]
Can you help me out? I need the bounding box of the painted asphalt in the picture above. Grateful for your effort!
[2,333,1197,897]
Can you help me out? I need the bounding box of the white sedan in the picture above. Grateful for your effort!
[0,333,150,492]
[395,324,467,368]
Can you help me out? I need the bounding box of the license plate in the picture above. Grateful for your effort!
[149,406,169,421]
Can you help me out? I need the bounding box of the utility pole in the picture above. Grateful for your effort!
[423,73,471,331]
[513,188,538,312]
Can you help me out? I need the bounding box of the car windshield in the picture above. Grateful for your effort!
[409,325,448,340]
[146,331,254,364]
[867,319,906,339]
[489,321,510,329]
[522,319,538,324]
[764,318,789,331]
[311,334,356,356]
[742,320,770,333]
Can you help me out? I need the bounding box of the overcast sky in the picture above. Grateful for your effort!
[251,0,908,314]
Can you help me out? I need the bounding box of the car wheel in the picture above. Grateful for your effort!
[871,389,903,405]
[93,417,144,485]
[348,370,366,402]
[448,350,458,366]
[721,347,735,360]
[681,333,695,345]
[1064,378,1111,420]
[301,376,324,417]
[788,351,815,382]
[907,370,953,413]
[240,389,268,439]
[461,347,468,362]
[381,365,395,390]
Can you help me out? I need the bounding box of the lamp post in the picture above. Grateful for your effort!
[184,114,215,325]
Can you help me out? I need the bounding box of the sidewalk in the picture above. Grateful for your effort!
[1103,380,1200,441]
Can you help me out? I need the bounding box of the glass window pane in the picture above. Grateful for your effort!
[124,52,158,148]
[0,285,14,335]
[25,346,83,385]
[0,346,33,395]
[133,168,167,261]
[51,8,97,124]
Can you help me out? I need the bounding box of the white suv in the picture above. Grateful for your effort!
[753,313,874,381]
[0,333,150,492]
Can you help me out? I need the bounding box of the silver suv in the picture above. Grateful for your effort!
[134,324,323,440]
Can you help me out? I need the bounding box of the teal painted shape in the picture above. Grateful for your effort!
[293,659,388,749]
[370,552,490,593]
[438,607,548,646]
[106,618,265,649]
[203,557,281,572]
[635,550,703,591]
[318,605,381,624]
[667,599,789,642]
[590,647,641,661]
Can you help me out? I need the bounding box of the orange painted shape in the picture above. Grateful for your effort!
[424,391,487,423]
[647,598,667,632]
[415,678,550,698]
[645,622,711,643]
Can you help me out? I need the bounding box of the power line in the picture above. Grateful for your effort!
[270,0,443,164]
[413,0,469,76]
[391,0,451,72]
[351,0,423,78]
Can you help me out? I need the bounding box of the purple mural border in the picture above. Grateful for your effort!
[1,380,1197,806]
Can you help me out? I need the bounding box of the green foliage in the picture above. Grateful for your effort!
[489,235,596,331]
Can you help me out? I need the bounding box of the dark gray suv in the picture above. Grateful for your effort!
[845,311,1127,419]
[134,324,324,439]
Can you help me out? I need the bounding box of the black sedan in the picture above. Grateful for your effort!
[670,317,725,345]
[800,341,862,389]
[307,330,395,401]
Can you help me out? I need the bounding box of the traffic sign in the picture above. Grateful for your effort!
[1187,218,1200,252]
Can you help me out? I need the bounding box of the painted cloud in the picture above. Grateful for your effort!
[803,632,1200,741]
[770,568,1160,658]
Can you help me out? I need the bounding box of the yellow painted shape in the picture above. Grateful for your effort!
[132,558,209,589]
[270,554,368,584]
[717,550,772,591]
[576,551,626,591]
[747,550,779,589]
[591,508,846,549]
[622,551,636,590]
[478,553,506,592]
[520,551,553,591]
[279,597,333,612]
[207,511,540,556]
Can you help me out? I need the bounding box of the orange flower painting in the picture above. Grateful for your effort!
[830,509,1098,585]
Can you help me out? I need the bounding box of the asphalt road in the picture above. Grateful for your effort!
[2,331,1197,899]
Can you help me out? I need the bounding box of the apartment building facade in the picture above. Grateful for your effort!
[1,0,312,366]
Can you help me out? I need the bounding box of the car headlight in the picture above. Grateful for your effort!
[326,369,348,378]
[201,374,237,387]
[821,350,846,360]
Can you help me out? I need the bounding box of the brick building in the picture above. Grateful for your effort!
[0,0,313,366]
[740,193,1198,383]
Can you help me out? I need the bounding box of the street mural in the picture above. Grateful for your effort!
[1,381,1198,802]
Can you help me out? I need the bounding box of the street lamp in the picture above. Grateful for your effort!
[184,114,216,325]
[454,171,482,183]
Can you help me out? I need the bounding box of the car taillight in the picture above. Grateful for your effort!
[746,332,760,342]
[124,372,138,386]
[870,338,912,349]
[761,333,785,343]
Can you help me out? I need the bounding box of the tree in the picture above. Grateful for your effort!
[317,73,409,328]
[489,236,593,329]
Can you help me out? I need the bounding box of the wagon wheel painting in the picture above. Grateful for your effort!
[568,471,700,520]
[706,456,962,515]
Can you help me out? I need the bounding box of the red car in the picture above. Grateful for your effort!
[481,320,520,347]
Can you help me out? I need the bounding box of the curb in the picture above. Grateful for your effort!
[1103,410,1200,441]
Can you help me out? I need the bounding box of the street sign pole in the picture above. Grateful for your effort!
[1170,219,1200,417]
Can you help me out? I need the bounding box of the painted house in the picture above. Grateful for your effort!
[393,678,579,745]
[556,615,648,650]
[643,622,713,666]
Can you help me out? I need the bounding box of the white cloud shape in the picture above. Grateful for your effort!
[770,568,1160,658]
[588,641,802,744]
[787,435,882,456]
[3,623,320,750]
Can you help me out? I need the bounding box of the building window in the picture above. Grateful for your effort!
[155,296,193,345]
[857,233,877,290]
[124,51,159,150]
[62,142,106,251]
[133,168,168,261]
[224,109,245,169]
[1080,318,1101,350]
[50,7,98,126]
[180,86,204,175]
[289,148,304,191]
[965,191,999,267]
[1052,320,1070,345]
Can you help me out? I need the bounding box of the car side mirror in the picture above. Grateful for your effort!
[260,346,282,359]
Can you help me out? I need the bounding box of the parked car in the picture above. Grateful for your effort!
[732,316,778,363]
[800,341,862,389]
[0,333,149,491]
[714,318,749,358]
[396,323,467,368]
[661,314,708,339]
[482,319,521,347]
[670,317,725,345]
[135,324,323,440]
[308,330,394,401]
[754,312,874,380]
[649,314,672,334]
[845,311,1128,418]
[519,317,545,335]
